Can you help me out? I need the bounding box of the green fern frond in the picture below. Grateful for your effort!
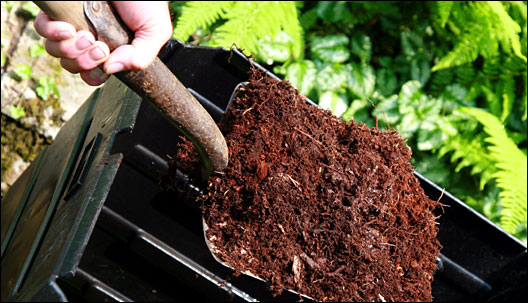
[487,1,527,62]
[456,64,476,85]
[461,107,527,236]
[522,72,528,121]
[432,35,480,72]
[432,1,526,72]
[499,76,515,122]
[210,2,267,54]
[438,132,496,190]
[507,1,527,22]
[436,1,454,28]
[172,1,235,41]
[430,68,454,93]
[278,1,304,59]
[299,7,318,30]
[210,1,302,57]
[481,57,502,76]
[481,84,502,118]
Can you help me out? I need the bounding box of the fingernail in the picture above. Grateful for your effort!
[57,30,74,40]
[106,63,124,74]
[89,68,109,81]
[75,36,92,50]
[88,46,107,61]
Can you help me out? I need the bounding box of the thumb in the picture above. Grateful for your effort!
[102,26,172,74]
[102,44,142,74]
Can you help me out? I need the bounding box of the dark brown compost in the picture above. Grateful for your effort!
[167,68,442,302]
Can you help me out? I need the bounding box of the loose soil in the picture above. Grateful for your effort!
[168,68,442,302]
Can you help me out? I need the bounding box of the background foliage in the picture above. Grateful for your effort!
[170,1,527,242]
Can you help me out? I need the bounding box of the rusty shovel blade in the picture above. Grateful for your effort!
[200,83,314,301]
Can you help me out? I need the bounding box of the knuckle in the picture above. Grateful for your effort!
[46,40,76,59]
[60,59,78,74]
[76,59,95,71]
[44,40,56,56]
[135,60,150,70]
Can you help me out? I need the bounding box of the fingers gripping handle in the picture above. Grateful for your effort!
[33,1,229,177]
[35,1,94,33]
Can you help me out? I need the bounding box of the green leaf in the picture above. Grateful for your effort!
[258,32,294,64]
[499,76,515,122]
[372,94,400,125]
[487,1,526,62]
[36,76,60,101]
[413,154,452,186]
[436,116,459,137]
[436,1,454,28]
[417,118,446,151]
[36,78,50,101]
[461,107,527,236]
[443,83,469,104]
[342,99,372,124]
[210,2,303,57]
[376,68,398,96]
[481,85,502,118]
[398,111,421,138]
[464,187,501,223]
[9,105,26,120]
[172,1,234,41]
[440,84,474,113]
[300,7,318,30]
[29,43,46,58]
[282,60,317,97]
[523,72,527,121]
[377,56,393,68]
[397,80,424,114]
[315,1,352,24]
[350,34,372,63]
[346,62,376,100]
[1,38,5,66]
[51,78,60,99]
[310,35,350,63]
[316,63,348,92]
[410,58,430,86]
[318,91,349,117]
[398,80,422,99]
[13,64,32,81]
[401,31,425,58]
[395,80,441,138]
[432,35,480,72]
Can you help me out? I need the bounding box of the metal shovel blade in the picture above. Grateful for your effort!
[198,82,314,301]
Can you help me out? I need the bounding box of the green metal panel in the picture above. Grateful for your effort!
[1,149,46,256]
[10,77,143,302]
[0,87,100,301]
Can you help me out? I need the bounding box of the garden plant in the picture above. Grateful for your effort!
[170,1,527,242]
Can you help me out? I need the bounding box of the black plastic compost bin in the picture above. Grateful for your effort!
[1,40,526,302]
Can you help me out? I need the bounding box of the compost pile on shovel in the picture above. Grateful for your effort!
[170,68,442,302]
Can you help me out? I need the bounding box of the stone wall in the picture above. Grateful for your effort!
[1,2,99,196]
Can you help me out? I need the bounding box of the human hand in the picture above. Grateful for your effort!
[34,1,172,86]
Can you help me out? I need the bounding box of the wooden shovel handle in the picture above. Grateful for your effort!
[34,1,229,177]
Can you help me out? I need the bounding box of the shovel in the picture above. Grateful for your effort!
[34,1,312,299]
